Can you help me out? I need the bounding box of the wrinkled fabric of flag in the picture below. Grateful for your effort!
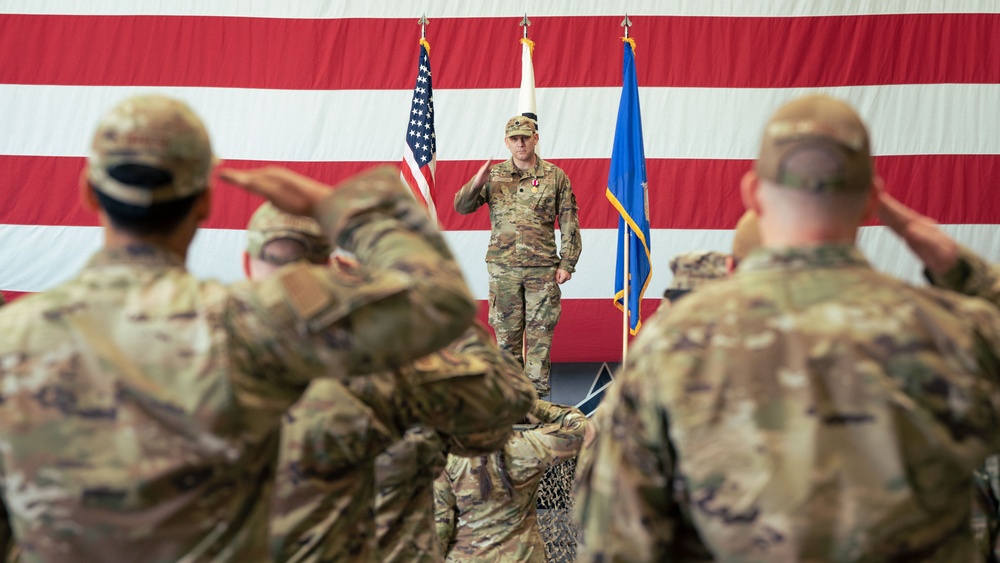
[607,42,651,335]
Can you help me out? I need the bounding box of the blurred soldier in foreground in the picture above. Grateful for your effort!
[244,204,535,561]
[574,94,1000,561]
[454,116,582,398]
[878,192,1000,563]
[0,95,477,561]
[435,400,588,562]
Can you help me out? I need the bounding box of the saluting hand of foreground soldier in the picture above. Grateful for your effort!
[879,191,959,276]
[220,166,334,217]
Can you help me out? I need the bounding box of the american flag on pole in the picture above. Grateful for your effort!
[400,38,438,222]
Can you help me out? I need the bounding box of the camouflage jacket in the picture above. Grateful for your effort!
[453,157,581,273]
[270,321,535,563]
[928,245,1000,563]
[0,168,476,563]
[927,244,1000,305]
[373,426,447,563]
[436,400,586,562]
[575,244,1000,563]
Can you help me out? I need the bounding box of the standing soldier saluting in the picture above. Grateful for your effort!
[454,116,582,398]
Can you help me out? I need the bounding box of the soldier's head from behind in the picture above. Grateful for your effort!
[83,95,215,240]
[741,94,881,247]
[504,115,538,166]
[244,202,331,281]
[663,250,728,305]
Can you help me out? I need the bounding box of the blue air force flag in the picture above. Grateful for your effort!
[607,40,651,335]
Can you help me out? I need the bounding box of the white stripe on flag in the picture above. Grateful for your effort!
[5,224,1000,298]
[401,148,438,222]
[3,84,998,161]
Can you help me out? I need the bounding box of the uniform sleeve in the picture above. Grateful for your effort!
[972,455,1000,563]
[453,175,489,215]
[401,321,536,457]
[574,365,708,562]
[507,401,587,471]
[433,468,457,554]
[555,172,581,273]
[927,245,1000,309]
[226,167,477,398]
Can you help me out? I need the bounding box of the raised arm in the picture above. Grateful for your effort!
[399,321,536,457]
[221,166,477,400]
[453,160,493,215]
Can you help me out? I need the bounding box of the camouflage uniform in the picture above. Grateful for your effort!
[372,426,446,563]
[435,400,586,562]
[925,246,1000,563]
[574,244,1000,562]
[454,146,581,397]
[0,96,477,562]
[270,321,535,562]
[576,95,1000,562]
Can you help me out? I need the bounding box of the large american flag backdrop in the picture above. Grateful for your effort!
[1,2,999,362]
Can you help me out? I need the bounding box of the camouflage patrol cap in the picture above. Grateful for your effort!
[87,95,214,207]
[756,94,873,193]
[666,250,729,292]
[246,202,331,264]
[731,210,762,262]
[505,115,537,138]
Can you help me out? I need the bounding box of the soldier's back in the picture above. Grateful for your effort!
[0,247,294,562]
[612,244,1000,561]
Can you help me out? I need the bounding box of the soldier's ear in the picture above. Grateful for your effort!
[740,170,761,214]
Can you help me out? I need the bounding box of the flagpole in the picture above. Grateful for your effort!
[620,13,633,368]
[622,222,630,367]
[419,13,428,39]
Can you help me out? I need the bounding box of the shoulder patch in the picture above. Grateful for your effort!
[411,349,490,383]
[278,266,330,320]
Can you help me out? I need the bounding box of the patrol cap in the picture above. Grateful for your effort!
[665,250,728,294]
[246,202,331,264]
[731,210,762,262]
[505,115,537,138]
[87,95,214,208]
[755,94,872,193]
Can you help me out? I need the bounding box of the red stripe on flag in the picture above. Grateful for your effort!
[399,160,431,209]
[2,14,998,89]
[0,291,28,304]
[4,155,999,229]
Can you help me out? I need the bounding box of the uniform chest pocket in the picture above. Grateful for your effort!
[532,181,557,223]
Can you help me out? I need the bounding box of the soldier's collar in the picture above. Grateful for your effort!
[87,244,187,269]
[506,157,547,178]
[739,243,869,273]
